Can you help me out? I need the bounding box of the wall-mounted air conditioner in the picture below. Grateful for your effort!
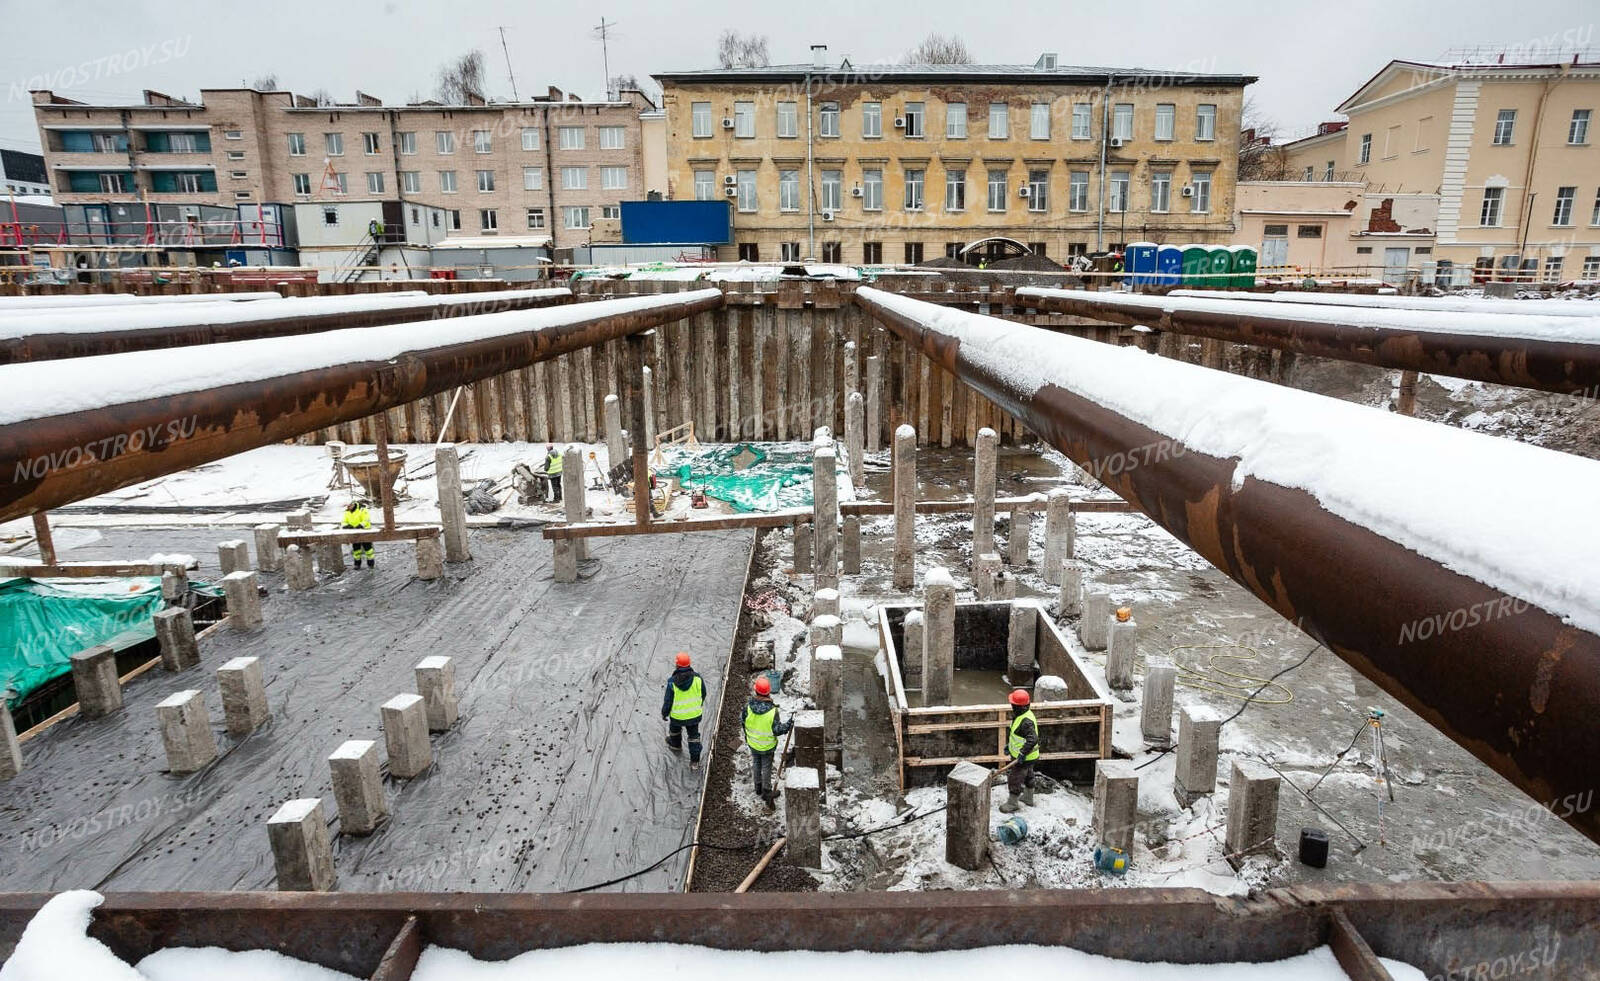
[822,210,835,222]
[725,186,738,197]
[850,186,863,198]
[723,174,738,186]
[894,116,906,128]
[721,118,735,130]
[1180,184,1195,197]
[1017,186,1032,198]
[1109,137,1125,148]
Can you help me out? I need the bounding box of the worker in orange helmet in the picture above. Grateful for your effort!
[1001,688,1040,813]
[661,652,706,769]
[744,674,792,809]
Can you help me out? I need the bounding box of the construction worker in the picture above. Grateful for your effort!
[661,652,706,770]
[342,498,374,568]
[1001,688,1039,813]
[744,675,791,809]
[540,444,563,503]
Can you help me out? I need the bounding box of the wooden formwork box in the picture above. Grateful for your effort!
[876,601,1114,790]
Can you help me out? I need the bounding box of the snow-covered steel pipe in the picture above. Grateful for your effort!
[0,289,723,520]
[1017,286,1600,396]
[1171,288,1600,319]
[856,286,1600,843]
[0,291,287,310]
[0,288,573,363]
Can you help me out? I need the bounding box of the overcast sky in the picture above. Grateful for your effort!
[3,0,1596,155]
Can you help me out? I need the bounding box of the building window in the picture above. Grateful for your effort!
[1480,186,1503,226]
[736,169,757,212]
[1068,242,1088,258]
[526,207,545,229]
[448,210,461,230]
[601,205,621,220]
[1593,189,1600,225]
[862,241,882,264]
[599,126,625,149]
[1494,109,1516,145]
[1324,160,1335,181]
[1068,170,1088,212]
[733,102,755,138]
[781,242,802,262]
[1553,186,1576,226]
[1544,256,1563,282]
[91,172,129,192]
[559,126,585,149]
[776,102,798,138]
[946,103,967,138]
[288,132,306,156]
[779,170,800,211]
[1150,170,1171,212]
[945,242,964,259]
[693,170,715,201]
[90,132,126,152]
[1358,133,1371,164]
[439,170,458,193]
[601,166,628,190]
[234,191,252,200]
[1154,103,1175,141]
[329,172,347,195]
[476,169,495,192]
[364,132,382,155]
[523,166,543,191]
[322,206,339,226]
[402,171,421,193]
[223,128,242,140]
[521,128,539,151]
[862,101,882,138]
[988,102,1008,139]
[480,209,497,231]
[1113,103,1133,141]
[819,102,839,138]
[945,169,966,211]
[739,243,760,262]
[390,131,413,155]
[325,133,344,156]
[862,168,883,211]
[692,102,712,138]
[1305,165,1315,181]
[561,166,586,190]
[904,168,924,210]
[1384,123,1400,158]
[1297,224,1323,238]
[821,169,842,212]
[292,173,311,195]
[437,131,456,154]
[821,241,842,263]
[904,242,924,264]
[367,172,384,194]
[1109,170,1129,212]
[1190,171,1211,213]
[471,130,491,154]
[1584,256,1600,280]
[563,206,590,229]
[226,150,245,161]
[1569,109,1591,145]
[987,169,1008,212]
[1071,103,1092,140]
[1029,102,1050,140]
[1195,104,1216,141]
[904,102,924,137]
[1027,169,1048,212]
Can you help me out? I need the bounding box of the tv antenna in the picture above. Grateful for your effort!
[498,26,520,101]
[593,17,618,99]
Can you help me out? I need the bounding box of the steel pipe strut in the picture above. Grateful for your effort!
[1017,286,1600,397]
[854,286,1600,844]
[0,289,723,521]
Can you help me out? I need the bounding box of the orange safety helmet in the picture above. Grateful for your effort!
[675,652,691,668]
[753,676,772,696]
[1009,688,1031,708]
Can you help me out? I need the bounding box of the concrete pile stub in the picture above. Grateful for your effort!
[152,607,200,672]
[285,509,313,531]
[785,767,823,868]
[155,689,217,774]
[793,710,826,801]
[313,541,345,576]
[812,645,843,751]
[1106,611,1138,690]
[841,515,862,574]
[562,448,588,561]
[1058,560,1083,617]
[70,645,122,719]
[1033,674,1072,702]
[844,392,865,488]
[812,446,839,591]
[809,614,843,651]
[284,545,315,591]
[0,703,21,780]
[415,656,459,731]
[1043,490,1075,583]
[253,523,284,572]
[892,425,916,589]
[922,568,956,705]
[1080,590,1111,651]
[1175,705,1223,807]
[217,656,270,736]
[435,443,472,563]
[415,536,444,581]
[945,760,992,871]
[1092,759,1139,854]
[1006,603,1037,687]
[329,740,388,836]
[161,570,187,603]
[381,693,433,779]
[1226,759,1282,858]
[902,610,925,690]
[222,571,263,631]
[217,540,250,576]
[973,428,998,557]
[973,553,1003,600]
[812,587,840,620]
[552,539,578,583]
[1007,508,1033,566]
[267,797,336,892]
[1141,659,1177,747]
[604,394,626,471]
[793,522,813,574]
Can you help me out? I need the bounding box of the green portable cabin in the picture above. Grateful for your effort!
[1180,245,1209,285]
[1206,246,1233,288]
[1229,246,1258,288]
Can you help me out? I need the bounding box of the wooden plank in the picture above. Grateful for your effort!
[738,307,756,441]
[542,510,807,540]
[483,377,505,442]
[939,366,954,449]
[906,715,1105,734]
[556,355,575,443]
[370,916,423,981]
[904,751,1105,767]
[812,311,831,436]
[506,370,528,441]
[529,362,549,443]
[726,310,741,441]
[774,311,791,441]
[279,526,441,547]
[793,309,811,438]
[5,561,188,579]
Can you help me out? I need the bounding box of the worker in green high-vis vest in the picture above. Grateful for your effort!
[662,652,706,770]
[1001,688,1040,813]
[744,675,791,809]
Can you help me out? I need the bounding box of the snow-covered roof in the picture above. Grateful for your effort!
[655,63,1256,86]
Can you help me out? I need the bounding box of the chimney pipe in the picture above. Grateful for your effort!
[811,44,828,70]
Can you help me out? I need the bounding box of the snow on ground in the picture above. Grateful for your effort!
[1171,287,1600,318]
[1,891,1431,981]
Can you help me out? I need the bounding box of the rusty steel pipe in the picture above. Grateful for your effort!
[1017,286,1600,397]
[0,290,722,521]
[0,289,574,364]
[855,287,1600,844]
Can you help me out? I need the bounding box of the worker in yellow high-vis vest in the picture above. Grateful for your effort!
[744,675,792,809]
[661,652,706,770]
[1001,688,1040,813]
[342,498,374,569]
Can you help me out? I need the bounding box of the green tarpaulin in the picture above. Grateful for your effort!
[659,443,815,513]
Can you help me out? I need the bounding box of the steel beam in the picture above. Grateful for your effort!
[1017,286,1600,396]
[0,290,723,522]
[855,287,1600,844]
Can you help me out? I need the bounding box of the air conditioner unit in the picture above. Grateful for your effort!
[850,186,864,198]
[1180,184,1195,197]
[721,117,735,130]
[821,210,835,222]
[723,174,738,186]
[894,116,907,128]
[1017,186,1032,199]
[725,186,738,197]
[1109,137,1125,148]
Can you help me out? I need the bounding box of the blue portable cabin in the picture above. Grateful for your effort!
[1125,242,1158,287]
[1156,245,1184,286]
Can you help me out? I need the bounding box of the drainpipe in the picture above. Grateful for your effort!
[1515,70,1561,281]
[1096,77,1112,252]
[543,104,558,261]
[806,71,816,261]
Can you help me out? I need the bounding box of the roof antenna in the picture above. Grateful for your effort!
[498,26,520,101]
[594,17,618,99]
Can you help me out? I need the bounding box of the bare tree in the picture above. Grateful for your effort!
[903,33,973,65]
[436,50,487,103]
[1237,96,1290,181]
[716,31,771,69]
[308,87,336,107]
[250,73,279,91]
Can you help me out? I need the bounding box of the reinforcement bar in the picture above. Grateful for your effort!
[0,289,723,521]
[1016,286,1600,396]
[854,287,1600,844]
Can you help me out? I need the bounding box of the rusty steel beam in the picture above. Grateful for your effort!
[854,287,1600,844]
[0,289,573,363]
[1017,286,1600,397]
[0,290,723,522]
